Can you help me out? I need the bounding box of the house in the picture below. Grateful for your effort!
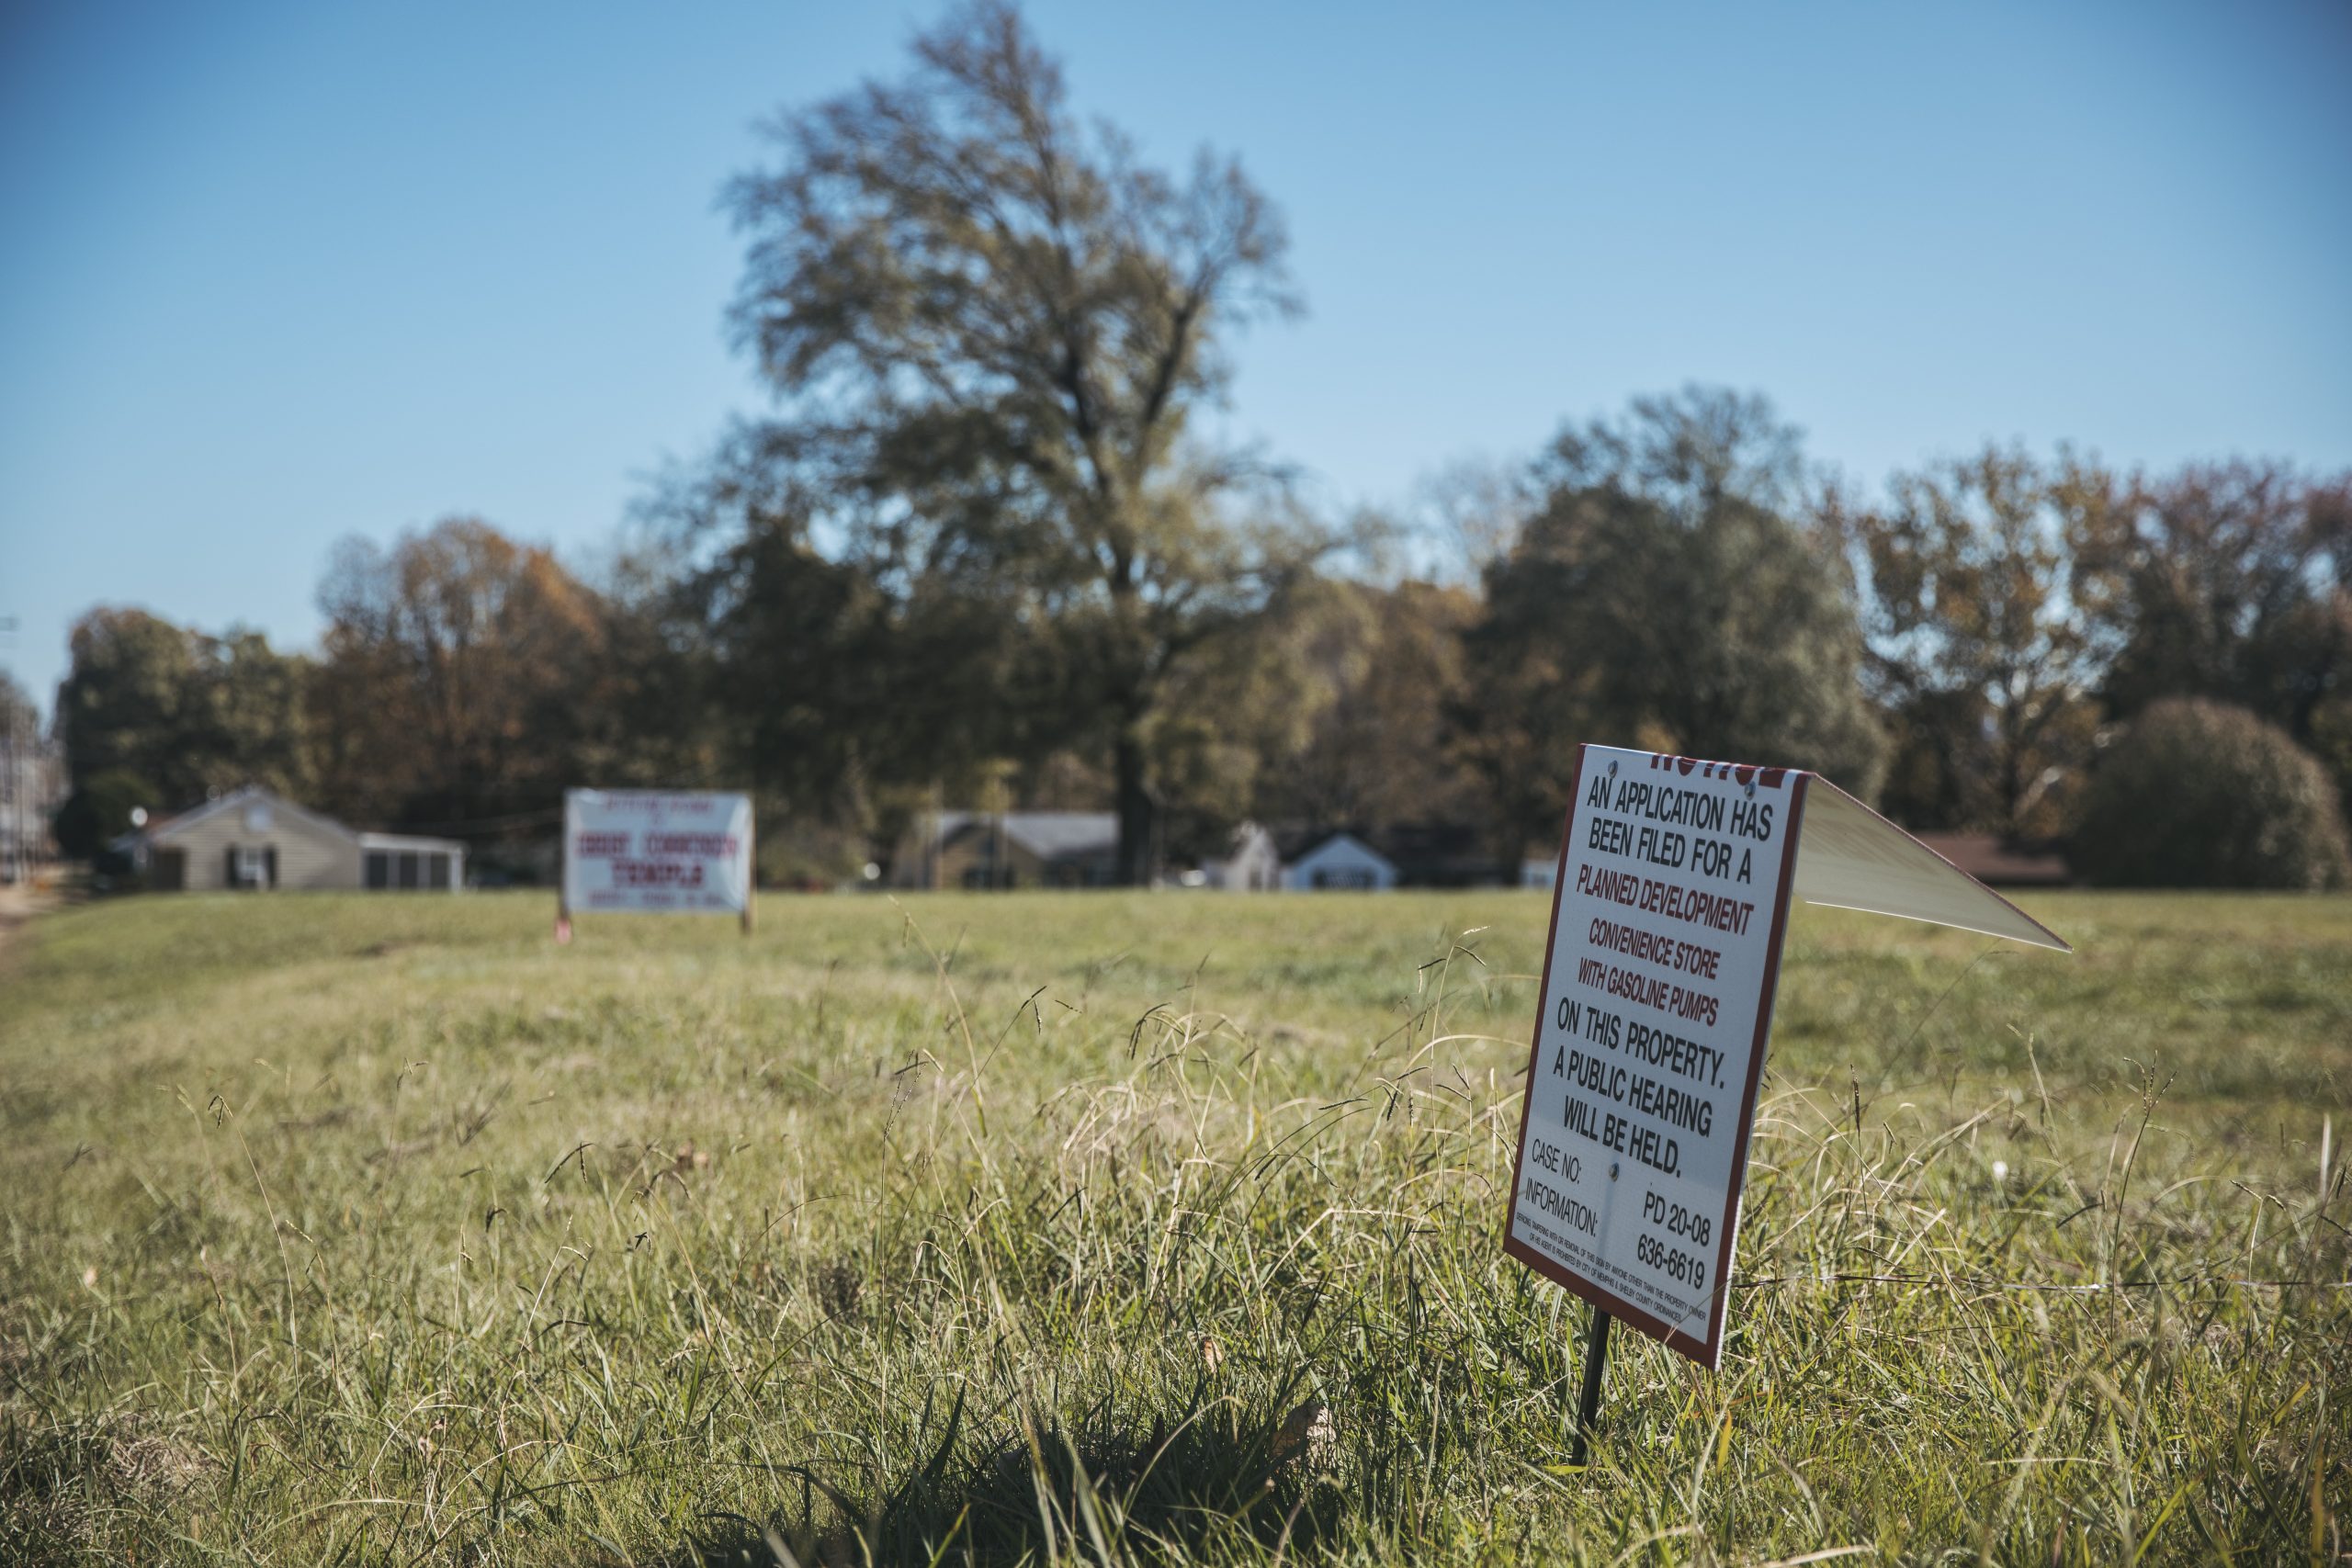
[1277,830,1398,890]
[887,809,1511,892]
[1269,821,1520,890]
[889,810,1120,889]
[1200,822,1282,891]
[117,784,465,892]
[1914,833,2073,887]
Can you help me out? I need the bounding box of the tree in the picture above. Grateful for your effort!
[1413,456,1535,586]
[1459,389,1885,869]
[56,608,207,805]
[653,457,1045,861]
[55,607,311,818]
[1251,577,1480,829]
[1871,685,1991,836]
[587,539,733,801]
[198,631,312,796]
[51,767,155,863]
[2071,699,2348,889]
[2067,459,2352,740]
[718,0,1316,883]
[313,517,610,839]
[1847,446,2104,837]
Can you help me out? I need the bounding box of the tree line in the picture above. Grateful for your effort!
[46,4,2352,886]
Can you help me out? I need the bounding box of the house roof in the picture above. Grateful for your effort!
[1912,833,2073,887]
[125,784,361,849]
[934,810,1118,862]
[360,831,468,854]
[115,784,464,856]
[1277,829,1398,871]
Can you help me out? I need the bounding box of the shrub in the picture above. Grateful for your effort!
[2072,699,2350,888]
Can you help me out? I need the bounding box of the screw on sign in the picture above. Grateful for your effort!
[1503,744,2070,1466]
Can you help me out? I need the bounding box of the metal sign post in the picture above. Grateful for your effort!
[1570,1307,1612,1466]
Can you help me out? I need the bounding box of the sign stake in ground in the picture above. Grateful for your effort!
[1505,744,2069,1461]
[557,789,756,942]
[1568,1304,1612,1467]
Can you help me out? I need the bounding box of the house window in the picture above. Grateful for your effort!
[397,852,421,889]
[426,853,450,890]
[236,846,268,888]
[366,852,390,889]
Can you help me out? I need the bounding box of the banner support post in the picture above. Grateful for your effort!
[741,801,755,936]
[1570,1307,1611,1467]
[555,804,572,944]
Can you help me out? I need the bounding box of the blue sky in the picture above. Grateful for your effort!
[5,0,2349,714]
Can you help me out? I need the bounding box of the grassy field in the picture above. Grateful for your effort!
[0,888,2345,1565]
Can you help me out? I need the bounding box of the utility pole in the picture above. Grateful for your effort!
[0,616,24,886]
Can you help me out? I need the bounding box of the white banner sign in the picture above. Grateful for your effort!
[561,790,752,916]
[1505,745,2066,1369]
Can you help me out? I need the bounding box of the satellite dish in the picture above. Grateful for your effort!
[130,807,149,828]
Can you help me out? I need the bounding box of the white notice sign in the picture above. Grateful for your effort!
[562,790,753,916]
[1505,746,1806,1369]
[1504,745,2069,1368]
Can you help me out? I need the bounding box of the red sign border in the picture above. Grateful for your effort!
[1500,743,1814,1371]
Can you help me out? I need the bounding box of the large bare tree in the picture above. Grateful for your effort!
[721,1,1310,883]
[1846,446,2105,837]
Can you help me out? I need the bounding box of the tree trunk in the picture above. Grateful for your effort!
[1114,725,1155,887]
[1496,832,1530,891]
[1999,706,2035,840]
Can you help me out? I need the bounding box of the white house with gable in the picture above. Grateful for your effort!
[1200,822,1282,890]
[117,784,466,892]
[1279,830,1398,891]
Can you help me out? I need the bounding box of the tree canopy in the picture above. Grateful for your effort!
[716,0,1317,882]
[1458,390,1886,867]
[54,609,310,813]
[27,5,2352,887]
[313,517,616,836]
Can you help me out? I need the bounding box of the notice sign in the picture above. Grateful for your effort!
[1505,745,1806,1369]
[562,790,753,916]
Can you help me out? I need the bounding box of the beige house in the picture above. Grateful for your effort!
[889,811,1121,889]
[119,784,465,892]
